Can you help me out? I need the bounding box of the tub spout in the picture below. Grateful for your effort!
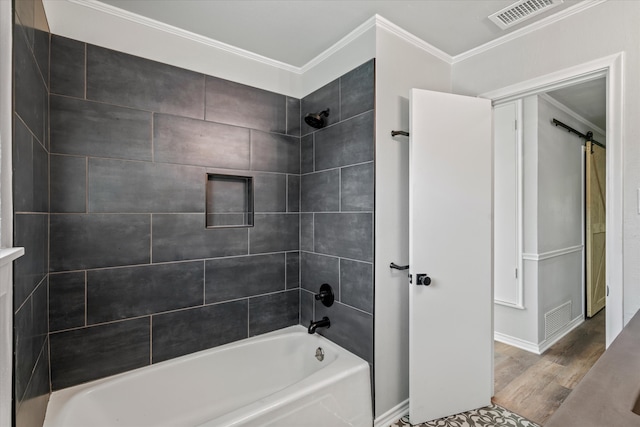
[308,317,330,334]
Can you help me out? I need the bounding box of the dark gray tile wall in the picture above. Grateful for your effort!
[299,59,375,364]
[48,36,302,390]
[46,38,374,395]
[13,2,51,425]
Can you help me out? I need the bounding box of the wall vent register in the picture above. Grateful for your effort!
[206,174,254,228]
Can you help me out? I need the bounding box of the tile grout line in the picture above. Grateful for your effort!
[84,43,87,100]
[202,260,206,306]
[149,316,153,365]
[149,214,153,263]
[84,270,88,327]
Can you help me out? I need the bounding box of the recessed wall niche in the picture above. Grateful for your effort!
[206,173,254,228]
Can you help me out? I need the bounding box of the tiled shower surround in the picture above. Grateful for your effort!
[46,34,375,391]
[299,62,375,364]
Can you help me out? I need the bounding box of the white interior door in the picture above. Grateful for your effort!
[409,89,493,424]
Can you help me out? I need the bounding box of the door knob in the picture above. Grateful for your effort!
[416,274,431,286]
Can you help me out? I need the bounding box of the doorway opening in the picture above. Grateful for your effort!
[488,64,615,424]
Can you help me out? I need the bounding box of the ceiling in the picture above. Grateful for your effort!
[79,0,606,131]
[97,0,587,65]
[547,79,606,131]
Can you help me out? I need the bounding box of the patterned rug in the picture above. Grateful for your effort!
[390,404,540,427]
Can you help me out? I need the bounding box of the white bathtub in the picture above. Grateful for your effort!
[43,325,372,427]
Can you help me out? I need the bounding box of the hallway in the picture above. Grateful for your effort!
[493,309,606,425]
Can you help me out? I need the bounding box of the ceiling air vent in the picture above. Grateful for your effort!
[489,0,563,30]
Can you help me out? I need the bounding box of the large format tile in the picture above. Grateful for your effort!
[301,79,340,135]
[314,213,373,262]
[300,289,314,327]
[249,290,298,336]
[287,175,300,213]
[286,252,300,289]
[50,214,151,272]
[87,45,205,119]
[33,29,50,90]
[340,259,373,313]
[14,280,48,404]
[15,341,49,427]
[13,214,47,307]
[50,95,152,161]
[50,154,86,213]
[154,113,250,170]
[32,133,48,213]
[49,272,86,332]
[300,252,339,293]
[88,158,205,213]
[253,173,286,213]
[13,26,46,145]
[300,213,314,252]
[87,262,204,324]
[50,35,85,98]
[152,213,248,262]
[205,253,285,303]
[286,97,301,136]
[13,117,33,212]
[301,170,339,212]
[301,134,314,174]
[316,302,373,363]
[152,300,247,363]
[249,214,299,254]
[340,60,375,121]
[250,131,300,174]
[341,162,374,212]
[314,111,374,171]
[205,76,286,134]
[50,318,150,390]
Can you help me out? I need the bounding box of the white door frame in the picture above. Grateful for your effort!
[481,53,624,347]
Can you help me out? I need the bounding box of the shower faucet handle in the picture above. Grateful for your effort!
[314,283,334,307]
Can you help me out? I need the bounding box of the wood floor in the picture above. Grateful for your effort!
[492,309,606,425]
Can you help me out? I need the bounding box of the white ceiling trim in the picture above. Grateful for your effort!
[540,93,606,136]
[67,0,303,74]
[372,15,453,65]
[452,0,607,64]
[300,14,454,72]
[68,1,454,75]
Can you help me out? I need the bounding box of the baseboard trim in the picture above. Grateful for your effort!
[495,315,584,354]
[374,399,409,427]
[494,332,541,354]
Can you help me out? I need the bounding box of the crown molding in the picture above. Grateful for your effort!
[372,15,453,65]
[452,0,608,63]
[539,93,606,136]
[67,0,303,74]
[63,0,606,78]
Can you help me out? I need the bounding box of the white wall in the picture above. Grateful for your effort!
[0,0,12,248]
[373,26,451,421]
[0,1,12,423]
[453,0,640,327]
[536,95,596,343]
[495,96,539,347]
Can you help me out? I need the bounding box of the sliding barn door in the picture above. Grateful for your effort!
[408,89,493,424]
[586,141,606,317]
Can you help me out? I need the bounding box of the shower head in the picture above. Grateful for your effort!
[304,109,330,129]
